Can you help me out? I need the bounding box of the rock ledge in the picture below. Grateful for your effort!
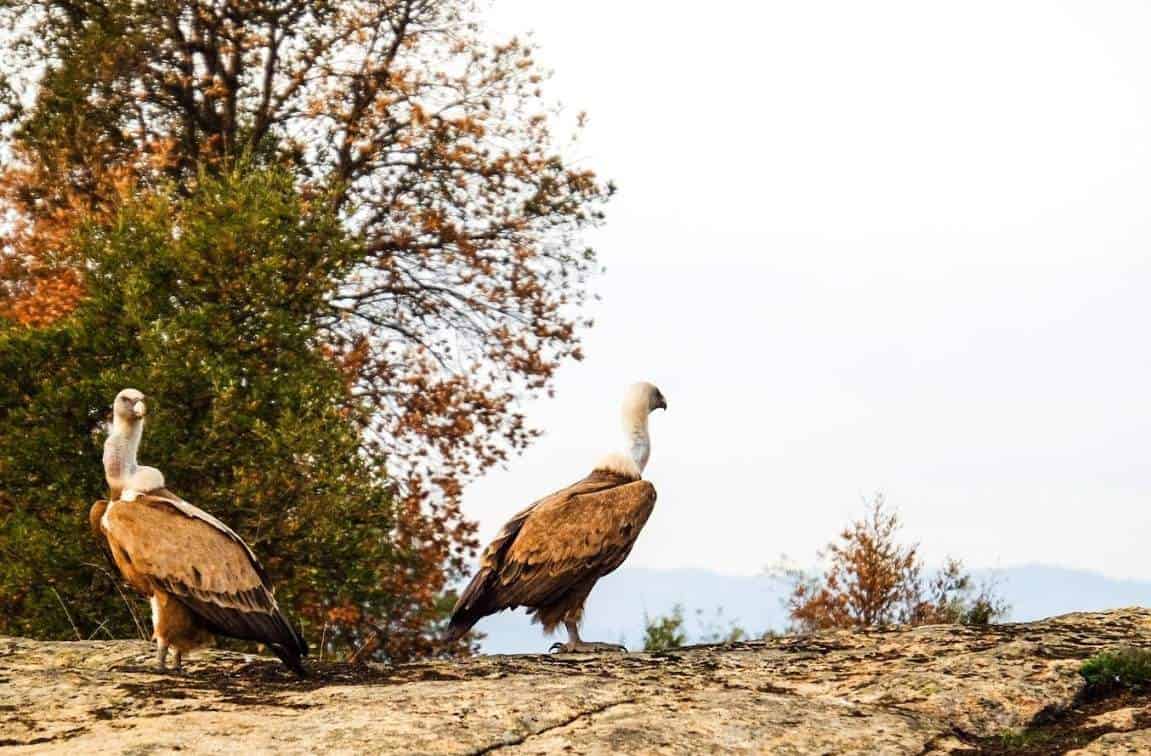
[4,609,1151,754]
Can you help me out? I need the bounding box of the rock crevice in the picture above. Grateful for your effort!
[469,697,639,755]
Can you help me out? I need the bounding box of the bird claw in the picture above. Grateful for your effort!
[550,641,628,654]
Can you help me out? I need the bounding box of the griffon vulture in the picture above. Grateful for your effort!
[448,381,667,652]
[90,389,307,675]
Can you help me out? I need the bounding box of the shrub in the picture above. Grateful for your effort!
[1080,648,1151,697]
[775,495,1009,632]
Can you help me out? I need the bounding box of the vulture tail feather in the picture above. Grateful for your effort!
[173,592,308,676]
[446,568,500,643]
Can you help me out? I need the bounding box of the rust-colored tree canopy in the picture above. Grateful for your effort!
[0,0,610,659]
[778,496,1007,633]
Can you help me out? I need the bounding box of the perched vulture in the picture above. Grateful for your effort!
[90,389,307,675]
[448,381,668,652]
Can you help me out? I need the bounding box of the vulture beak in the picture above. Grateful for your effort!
[132,400,147,419]
[655,395,668,411]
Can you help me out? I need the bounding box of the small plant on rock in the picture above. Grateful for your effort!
[1080,648,1151,698]
[643,605,688,651]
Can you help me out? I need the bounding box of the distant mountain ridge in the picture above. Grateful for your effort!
[474,564,1151,654]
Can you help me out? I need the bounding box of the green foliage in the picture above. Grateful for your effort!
[993,728,1054,751]
[695,607,749,645]
[954,593,1007,627]
[642,605,750,651]
[643,605,687,652]
[921,559,1010,628]
[0,167,412,655]
[1080,648,1151,696]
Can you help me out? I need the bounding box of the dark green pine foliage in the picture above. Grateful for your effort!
[0,168,395,650]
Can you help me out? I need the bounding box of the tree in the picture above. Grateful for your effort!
[775,495,1008,633]
[0,0,609,654]
[1,167,466,660]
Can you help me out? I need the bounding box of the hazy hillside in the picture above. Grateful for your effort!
[973,565,1151,624]
[475,564,1151,654]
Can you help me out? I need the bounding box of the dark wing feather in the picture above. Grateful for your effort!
[447,502,538,638]
[447,469,655,639]
[88,500,122,577]
[102,495,307,674]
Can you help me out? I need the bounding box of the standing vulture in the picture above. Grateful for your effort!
[448,381,668,652]
[89,389,307,675]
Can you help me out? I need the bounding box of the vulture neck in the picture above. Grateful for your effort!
[593,397,653,480]
[622,403,651,475]
[105,417,143,489]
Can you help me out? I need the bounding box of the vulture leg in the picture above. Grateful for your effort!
[156,640,169,671]
[549,620,627,654]
[172,649,184,672]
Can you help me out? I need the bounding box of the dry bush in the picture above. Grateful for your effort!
[776,495,1008,633]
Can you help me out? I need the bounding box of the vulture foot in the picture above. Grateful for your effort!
[549,641,628,654]
[155,643,185,673]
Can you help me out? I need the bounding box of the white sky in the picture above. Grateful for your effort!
[471,0,1151,579]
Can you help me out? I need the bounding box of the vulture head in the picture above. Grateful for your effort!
[622,381,668,424]
[112,389,147,424]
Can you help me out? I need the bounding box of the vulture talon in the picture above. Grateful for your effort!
[552,641,628,654]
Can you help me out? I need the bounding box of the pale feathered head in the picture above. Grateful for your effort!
[621,381,668,423]
[112,388,147,423]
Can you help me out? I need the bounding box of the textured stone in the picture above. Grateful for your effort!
[1085,706,1140,732]
[3,609,1151,754]
[1067,728,1151,755]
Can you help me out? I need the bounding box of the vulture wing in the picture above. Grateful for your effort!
[90,499,109,542]
[448,469,656,637]
[101,493,307,673]
[89,500,124,580]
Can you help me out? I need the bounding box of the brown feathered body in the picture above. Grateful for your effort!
[90,491,307,674]
[448,466,656,639]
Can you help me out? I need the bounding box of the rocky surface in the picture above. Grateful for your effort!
[3,609,1151,754]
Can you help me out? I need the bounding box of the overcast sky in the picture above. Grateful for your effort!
[468,0,1151,579]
